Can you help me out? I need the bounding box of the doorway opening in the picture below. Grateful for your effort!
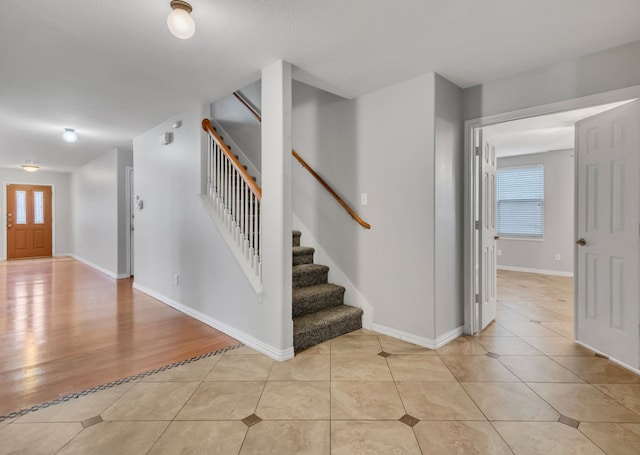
[6,184,53,259]
[464,90,640,368]
[125,167,134,277]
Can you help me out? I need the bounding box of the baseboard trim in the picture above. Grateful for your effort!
[132,282,293,361]
[372,323,464,350]
[497,265,573,277]
[574,339,640,375]
[68,254,120,280]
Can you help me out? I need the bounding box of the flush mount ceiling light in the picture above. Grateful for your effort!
[63,128,77,143]
[22,161,39,172]
[167,0,195,39]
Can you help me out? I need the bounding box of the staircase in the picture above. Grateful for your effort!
[292,230,363,352]
[202,119,363,353]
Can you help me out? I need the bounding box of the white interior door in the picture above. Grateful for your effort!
[478,130,498,331]
[576,100,640,368]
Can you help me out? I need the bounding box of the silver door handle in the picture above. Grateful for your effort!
[576,238,587,246]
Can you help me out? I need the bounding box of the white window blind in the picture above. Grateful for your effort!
[497,165,544,238]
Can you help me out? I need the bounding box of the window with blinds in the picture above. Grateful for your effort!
[497,165,544,238]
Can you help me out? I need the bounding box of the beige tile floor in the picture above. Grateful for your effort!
[1,270,639,454]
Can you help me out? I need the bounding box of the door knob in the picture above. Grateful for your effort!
[494,235,500,240]
[576,238,587,246]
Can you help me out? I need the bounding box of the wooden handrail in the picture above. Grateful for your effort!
[232,91,371,229]
[291,150,371,229]
[202,118,262,200]
[233,92,262,123]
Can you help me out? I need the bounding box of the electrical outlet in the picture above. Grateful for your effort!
[497,249,502,256]
[174,274,179,286]
[555,254,561,261]
[361,193,368,205]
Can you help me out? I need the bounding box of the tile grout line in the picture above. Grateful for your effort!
[235,356,275,454]
[142,360,220,455]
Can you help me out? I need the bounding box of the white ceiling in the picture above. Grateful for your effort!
[485,100,637,158]
[2,0,640,172]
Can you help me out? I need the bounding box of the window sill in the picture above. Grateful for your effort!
[498,236,545,242]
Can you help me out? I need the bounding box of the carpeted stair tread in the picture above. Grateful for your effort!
[293,246,315,265]
[290,230,362,352]
[293,305,363,352]
[293,246,315,255]
[293,283,345,317]
[292,230,301,247]
[292,263,329,288]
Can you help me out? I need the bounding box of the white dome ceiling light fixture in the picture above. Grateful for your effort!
[62,128,77,143]
[22,161,39,172]
[167,1,195,40]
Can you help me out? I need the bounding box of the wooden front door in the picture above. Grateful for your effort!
[6,184,53,259]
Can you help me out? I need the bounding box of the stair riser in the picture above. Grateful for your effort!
[293,288,345,317]
[292,252,314,266]
[293,269,328,288]
[294,312,362,352]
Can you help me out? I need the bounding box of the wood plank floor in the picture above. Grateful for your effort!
[0,257,238,416]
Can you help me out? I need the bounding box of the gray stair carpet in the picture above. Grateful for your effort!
[292,230,362,353]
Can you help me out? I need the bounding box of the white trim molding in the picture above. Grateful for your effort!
[497,265,573,277]
[69,254,120,280]
[372,323,464,350]
[133,282,294,362]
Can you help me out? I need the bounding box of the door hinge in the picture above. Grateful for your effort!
[475,293,481,304]
[475,220,480,230]
[475,146,481,156]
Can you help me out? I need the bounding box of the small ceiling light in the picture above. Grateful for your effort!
[167,0,195,39]
[22,161,39,172]
[63,128,77,143]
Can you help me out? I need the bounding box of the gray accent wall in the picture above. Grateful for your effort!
[497,149,574,275]
[464,40,640,120]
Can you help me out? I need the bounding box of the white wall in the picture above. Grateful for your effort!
[210,80,262,171]
[72,150,118,276]
[261,61,293,354]
[434,74,464,337]
[292,73,465,344]
[464,40,640,120]
[133,103,291,358]
[497,149,574,275]
[0,169,72,259]
[208,72,464,347]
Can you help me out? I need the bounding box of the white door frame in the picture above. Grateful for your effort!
[125,166,134,277]
[464,84,640,335]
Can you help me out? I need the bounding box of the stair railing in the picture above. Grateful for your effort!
[202,119,262,279]
[232,92,371,229]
